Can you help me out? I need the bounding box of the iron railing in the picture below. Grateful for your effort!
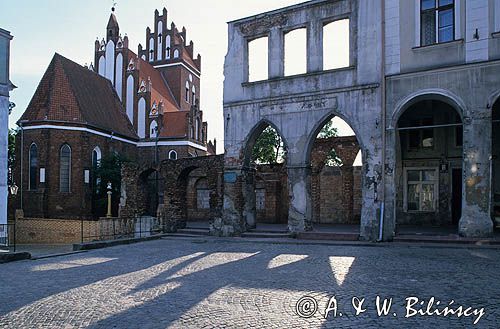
[0,223,16,252]
[81,217,167,243]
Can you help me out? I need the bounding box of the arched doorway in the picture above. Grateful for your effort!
[492,100,500,227]
[306,115,363,235]
[138,169,164,217]
[395,98,463,234]
[242,121,288,229]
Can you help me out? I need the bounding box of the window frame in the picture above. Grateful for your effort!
[28,143,38,191]
[168,150,178,160]
[59,144,72,193]
[403,167,439,213]
[420,0,455,46]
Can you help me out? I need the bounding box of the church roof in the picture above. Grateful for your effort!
[21,53,138,140]
[107,13,119,29]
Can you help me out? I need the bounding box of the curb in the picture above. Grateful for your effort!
[0,252,32,264]
[31,250,88,260]
[161,235,500,250]
[73,234,169,251]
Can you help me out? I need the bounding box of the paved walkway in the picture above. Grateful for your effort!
[0,238,498,328]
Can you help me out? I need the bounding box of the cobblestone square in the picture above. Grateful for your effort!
[0,238,499,328]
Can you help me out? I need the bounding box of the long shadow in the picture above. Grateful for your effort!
[87,242,346,328]
[0,240,204,316]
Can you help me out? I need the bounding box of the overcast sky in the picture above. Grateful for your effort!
[2,0,354,154]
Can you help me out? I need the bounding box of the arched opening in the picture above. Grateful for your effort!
[138,169,164,218]
[242,121,289,229]
[29,143,38,191]
[395,98,463,235]
[492,99,500,227]
[59,144,71,193]
[186,171,211,223]
[308,116,362,235]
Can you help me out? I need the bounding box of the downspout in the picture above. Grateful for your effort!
[378,0,387,242]
[18,121,24,211]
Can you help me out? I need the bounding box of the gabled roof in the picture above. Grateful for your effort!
[21,53,138,139]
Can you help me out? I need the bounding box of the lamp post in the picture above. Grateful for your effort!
[154,103,164,216]
[106,182,112,218]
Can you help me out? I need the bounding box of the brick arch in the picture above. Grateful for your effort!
[120,155,224,231]
[310,136,361,225]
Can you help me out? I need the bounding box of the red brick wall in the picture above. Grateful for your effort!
[10,129,136,220]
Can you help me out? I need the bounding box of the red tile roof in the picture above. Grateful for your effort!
[21,53,137,139]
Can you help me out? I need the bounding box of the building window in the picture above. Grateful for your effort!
[248,36,269,82]
[284,28,307,76]
[408,118,434,149]
[421,0,454,46]
[169,150,178,160]
[173,49,180,58]
[92,146,102,169]
[29,143,38,190]
[185,81,190,103]
[192,85,196,105]
[195,119,200,140]
[149,37,155,62]
[323,19,350,70]
[60,144,71,193]
[150,120,158,138]
[405,168,438,212]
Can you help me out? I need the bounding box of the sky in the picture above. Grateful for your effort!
[2,0,355,154]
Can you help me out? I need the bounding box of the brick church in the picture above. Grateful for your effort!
[9,8,215,220]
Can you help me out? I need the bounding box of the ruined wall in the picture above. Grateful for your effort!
[223,0,384,239]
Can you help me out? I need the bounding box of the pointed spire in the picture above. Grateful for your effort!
[106,5,120,43]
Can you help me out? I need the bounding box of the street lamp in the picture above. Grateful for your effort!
[106,182,113,218]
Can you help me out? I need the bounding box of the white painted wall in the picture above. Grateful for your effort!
[385,0,401,75]
[115,53,123,100]
[98,56,106,77]
[126,75,134,123]
[496,0,500,32]
[0,30,12,230]
[105,40,115,84]
[138,97,146,138]
[466,0,489,63]
[0,95,8,227]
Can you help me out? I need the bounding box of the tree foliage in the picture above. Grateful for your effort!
[92,152,130,217]
[318,119,342,167]
[251,126,286,164]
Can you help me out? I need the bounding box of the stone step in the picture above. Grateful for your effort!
[241,232,292,239]
[177,228,211,236]
[163,233,208,238]
[394,235,500,245]
[248,229,289,234]
[297,232,360,241]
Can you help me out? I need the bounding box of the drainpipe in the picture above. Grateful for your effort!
[378,0,387,242]
[17,120,28,211]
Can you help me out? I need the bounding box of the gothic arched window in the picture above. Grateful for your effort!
[169,150,178,160]
[60,144,71,193]
[185,81,190,103]
[29,143,38,190]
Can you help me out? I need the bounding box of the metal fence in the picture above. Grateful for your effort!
[0,224,16,252]
[81,216,167,243]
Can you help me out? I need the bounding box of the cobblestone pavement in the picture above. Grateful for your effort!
[0,238,499,328]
